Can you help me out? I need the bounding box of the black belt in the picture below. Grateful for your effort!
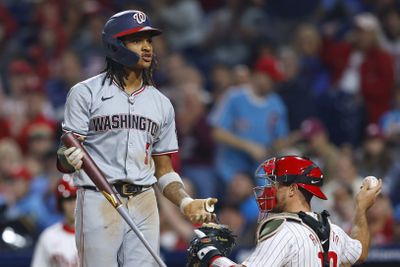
[82,183,151,198]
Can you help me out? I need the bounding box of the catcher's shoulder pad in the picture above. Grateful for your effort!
[257,213,302,243]
[257,218,284,242]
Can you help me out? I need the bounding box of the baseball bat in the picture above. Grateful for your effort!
[61,132,167,267]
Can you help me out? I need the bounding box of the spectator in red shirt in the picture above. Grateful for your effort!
[322,13,395,123]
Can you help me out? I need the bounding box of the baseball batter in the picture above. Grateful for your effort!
[189,156,382,267]
[31,175,78,267]
[56,10,217,267]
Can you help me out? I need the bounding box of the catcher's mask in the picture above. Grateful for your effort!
[254,156,327,218]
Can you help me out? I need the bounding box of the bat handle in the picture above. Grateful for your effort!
[61,132,123,207]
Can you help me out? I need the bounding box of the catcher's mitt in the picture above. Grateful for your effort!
[187,223,236,267]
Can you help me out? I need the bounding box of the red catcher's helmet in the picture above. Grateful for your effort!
[56,175,77,212]
[254,156,327,215]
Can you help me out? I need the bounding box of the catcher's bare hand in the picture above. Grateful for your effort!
[356,178,382,211]
[183,198,218,224]
[64,147,84,170]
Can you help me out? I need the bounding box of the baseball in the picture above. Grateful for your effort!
[364,176,379,189]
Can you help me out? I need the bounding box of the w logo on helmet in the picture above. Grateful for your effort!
[132,11,146,24]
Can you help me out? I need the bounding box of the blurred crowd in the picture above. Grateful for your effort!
[0,0,400,263]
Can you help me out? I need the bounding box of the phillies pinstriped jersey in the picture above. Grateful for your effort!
[31,222,78,267]
[242,215,362,267]
[62,73,178,186]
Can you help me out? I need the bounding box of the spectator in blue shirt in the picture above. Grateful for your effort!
[210,56,289,184]
[4,167,61,232]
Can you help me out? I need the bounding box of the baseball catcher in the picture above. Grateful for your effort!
[187,156,382,267]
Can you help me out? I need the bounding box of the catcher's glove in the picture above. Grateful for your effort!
[187,223,236,267]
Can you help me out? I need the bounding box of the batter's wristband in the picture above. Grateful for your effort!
[157,171,184,193]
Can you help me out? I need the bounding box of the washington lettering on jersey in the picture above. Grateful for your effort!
[90,114,159,136]
[64,74,178,185]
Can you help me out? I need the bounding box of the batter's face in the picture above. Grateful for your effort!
[122,32,154,69]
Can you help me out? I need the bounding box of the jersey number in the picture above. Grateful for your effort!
[144,142,150,165]
[318,251,338,267]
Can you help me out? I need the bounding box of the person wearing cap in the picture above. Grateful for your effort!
[6,59,37,101]
[3,166,58,232]
[31,175,78,267]
[210,54,289,185]
[2,59,37,137]
[56,10,217,267]
[322,12,394,123]
[189,156,382,267]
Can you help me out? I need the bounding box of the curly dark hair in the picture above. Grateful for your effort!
[101,56,157,89]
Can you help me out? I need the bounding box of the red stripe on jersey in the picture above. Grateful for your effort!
[111,81,147,96]
[62,129,86,138]
[133,85,146,96]
[152,150,178,156]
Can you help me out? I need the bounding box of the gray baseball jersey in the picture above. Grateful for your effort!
[63,73,177,267]
[62,73,178,187]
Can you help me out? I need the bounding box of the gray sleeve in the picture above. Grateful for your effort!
[62,83,91,136]
[152,101,178,155]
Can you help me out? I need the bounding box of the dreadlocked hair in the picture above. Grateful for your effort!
[101,57,157,88]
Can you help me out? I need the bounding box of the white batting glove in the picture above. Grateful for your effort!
[64,147,84,170]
